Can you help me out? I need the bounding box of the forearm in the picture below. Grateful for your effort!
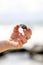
[0,41,10,53]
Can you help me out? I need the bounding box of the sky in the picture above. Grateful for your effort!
[0,0,43,24]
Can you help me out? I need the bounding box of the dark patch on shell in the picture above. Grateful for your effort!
[19,24,27,29]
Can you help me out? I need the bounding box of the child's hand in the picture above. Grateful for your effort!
[0,25,32,53]
[9,25,32,48]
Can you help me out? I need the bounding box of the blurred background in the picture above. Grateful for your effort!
[0,0,43,25]
[0,0,43,65]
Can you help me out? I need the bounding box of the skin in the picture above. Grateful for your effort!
[0,25,32,53]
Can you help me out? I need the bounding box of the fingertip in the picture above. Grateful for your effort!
[25,28,32,35]
[13,25,19,32]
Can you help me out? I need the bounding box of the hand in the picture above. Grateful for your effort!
[0,25,32,53]
[8,25,32,48]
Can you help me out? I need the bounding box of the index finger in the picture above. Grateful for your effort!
[10,25,19,40]
[13,25,19,32]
